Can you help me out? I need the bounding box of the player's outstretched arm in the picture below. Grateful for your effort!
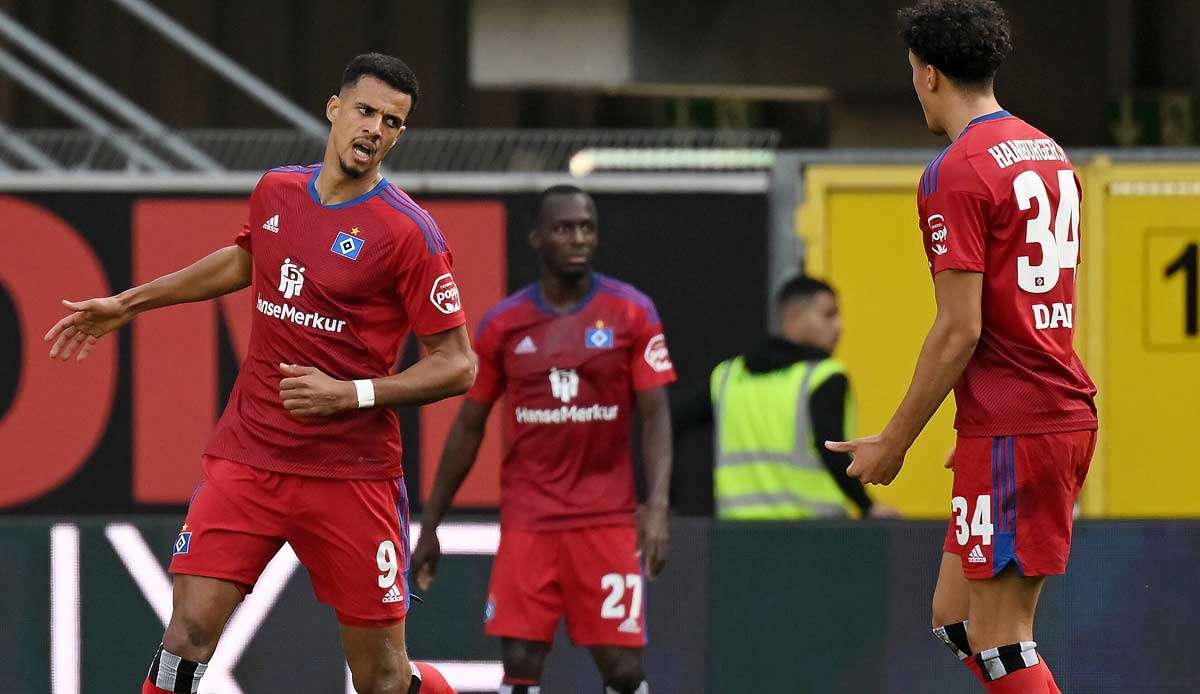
[637,385,672,579]
[826,270,982,484]
[411,398,493,590]
[44,245,252,361]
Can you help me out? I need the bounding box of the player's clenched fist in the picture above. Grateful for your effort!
[825,434,907,485]
[44,297,134,362]
[278,363,357,417]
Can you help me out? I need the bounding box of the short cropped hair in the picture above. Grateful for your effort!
[898,0,1013,88]
[536,184,592,224]
[777,275,835,306]
[341,53,420,109]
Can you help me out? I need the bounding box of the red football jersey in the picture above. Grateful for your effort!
[205,164,466,479]
[467,274,676,530]
[917,111,1097,436]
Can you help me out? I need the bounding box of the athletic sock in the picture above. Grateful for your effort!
[976,642,1053,693]
[604,681,650,694]
[933,621,986,685]
[499,679,541,694]
[144,643,208,693]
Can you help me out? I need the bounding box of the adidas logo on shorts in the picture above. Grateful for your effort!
[382,585,404,604]
[968,545,987,564]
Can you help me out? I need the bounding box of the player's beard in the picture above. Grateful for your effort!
[338,153,370,179]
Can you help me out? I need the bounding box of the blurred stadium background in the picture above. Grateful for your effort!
[1,1,1199,692]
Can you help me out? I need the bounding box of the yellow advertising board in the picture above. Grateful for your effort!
[797,166,955,518]
[798,161,1200,518]
[1083,163,1200,516]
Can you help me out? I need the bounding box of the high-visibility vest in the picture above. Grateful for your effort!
[710,356,854,520]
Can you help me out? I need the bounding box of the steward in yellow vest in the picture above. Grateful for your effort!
[673,276,897,520]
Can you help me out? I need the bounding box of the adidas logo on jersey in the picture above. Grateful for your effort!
[382,584,404,604]
[968,545,987,564]
[514,336,537,354]
[262,214,280,233]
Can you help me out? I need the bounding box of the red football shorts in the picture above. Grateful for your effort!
[169,455,412,627]
[944,431,1096,579]
[484,525,646,647]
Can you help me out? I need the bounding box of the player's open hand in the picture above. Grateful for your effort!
[411,527,441,591]
[278,364,356,417]
[638,503,669,580]
[825,434,907,485]
[44,297,134,362]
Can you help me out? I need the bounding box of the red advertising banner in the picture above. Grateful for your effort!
[0,197,117,507]
[0,195,506,509]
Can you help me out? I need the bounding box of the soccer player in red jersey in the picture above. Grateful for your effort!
[43,54,475,694]
[826,2,1098,692]
[411,185,675,694]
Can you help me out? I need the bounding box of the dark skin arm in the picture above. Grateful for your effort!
[826,270,982,484]
[636,385,672,580]
[276,325,476,417]
[411,398,493,590]
[45,245,252,361]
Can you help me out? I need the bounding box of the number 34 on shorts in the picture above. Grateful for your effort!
[951,494,995,564]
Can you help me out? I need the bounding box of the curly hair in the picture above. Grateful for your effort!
[898,0,1013,88]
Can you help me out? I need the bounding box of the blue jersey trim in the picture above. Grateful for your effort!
[383,186,447,252]
[532,272,601,316]
[597,276,661,324]
[394,478,412,611]
[476,285,537,338]
[381,187,447,254]
[923,111,1012,196]
[922,144,953,196]
[966,109,1011,128]
[305,166,389,209]
[269,163,320,174]
[991,435,1022,577]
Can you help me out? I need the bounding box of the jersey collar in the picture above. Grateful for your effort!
[306,166,389,209]
[960,109,1011,137]
[533,272,602,316]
